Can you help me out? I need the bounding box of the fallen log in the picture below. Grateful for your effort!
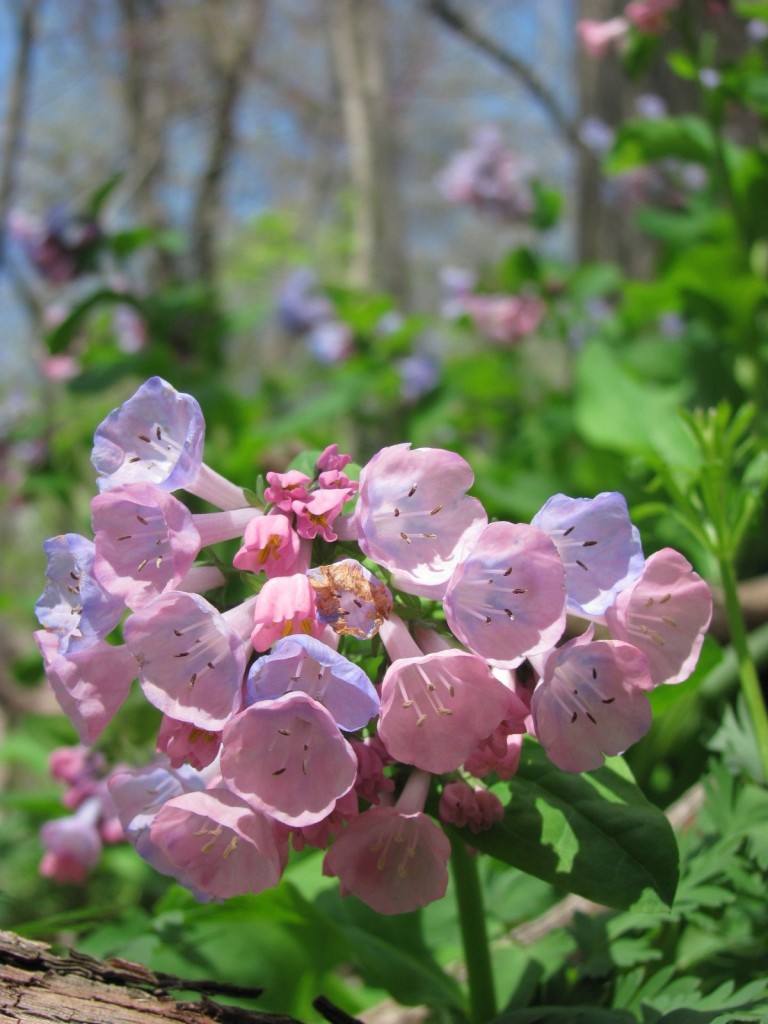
[0,928,299,1024]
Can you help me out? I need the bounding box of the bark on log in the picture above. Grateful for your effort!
[0,929,299,1024]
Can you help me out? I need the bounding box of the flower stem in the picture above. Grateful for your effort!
[719,555,768,783]
[450,835,497,1024]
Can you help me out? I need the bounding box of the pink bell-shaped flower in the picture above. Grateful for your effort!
[604,548,712,687]
[233,513,301,579]
[123,591,254,730]
[92,483,200,608]
[531,492,644,616]
[91,377,246,509]
[34,630,136,743]
[323,769,450,915]
[39,797,103,884]
[220,691,358,828]
[443,521,567,668]
[250,573,323,652]
[354,443,487,598]
[156,716,221,771]
[93,482,260,609]
[149,788,289,900]
[377,616,511,773]
[531,628,653,773]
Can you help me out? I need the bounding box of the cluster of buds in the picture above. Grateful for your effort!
[9,206,103,285]
[435,126,537,224]
[34,377,712,913]
[39,746,125,884]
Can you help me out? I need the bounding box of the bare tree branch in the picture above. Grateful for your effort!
[423,0,585,152]
[189,2,267,282]
[0,0,40,267]
[117,0,176,284]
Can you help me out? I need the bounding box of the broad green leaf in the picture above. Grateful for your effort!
[607,116,714,172]
[316,889,465,1012]
[451,741,679,911]
[574,339,695,467]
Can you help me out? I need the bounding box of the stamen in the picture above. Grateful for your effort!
[136,514,149,525]
[563,526,574,537]
[582,540,597,547]
[407,484,417,497]
[575,559,589,571]
[136,558,148,572]
[429,505,443,515]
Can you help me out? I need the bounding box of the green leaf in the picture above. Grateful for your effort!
[574,339,695,467]
[490,1008,636,1024]
[45,288,145,355]
[83,171,124,217]
[316,889,465,1011]
[451,741,679,911]
[607,116,714,173]
[530,181,562,231]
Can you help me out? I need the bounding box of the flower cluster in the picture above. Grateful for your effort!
[577,1,679,58]
[9,205,103,285]
[435,125,537,224]
[34,377,712,913]
[275,268,353,364]
[441,267,545,347]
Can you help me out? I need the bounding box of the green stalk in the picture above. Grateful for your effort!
[719,555,768,783]
[450,835,497,1024]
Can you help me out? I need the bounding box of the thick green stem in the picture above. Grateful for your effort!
[719,556,768,783]
[450,836,497,1024]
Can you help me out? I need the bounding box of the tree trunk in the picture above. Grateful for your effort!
[327,0,408,303]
